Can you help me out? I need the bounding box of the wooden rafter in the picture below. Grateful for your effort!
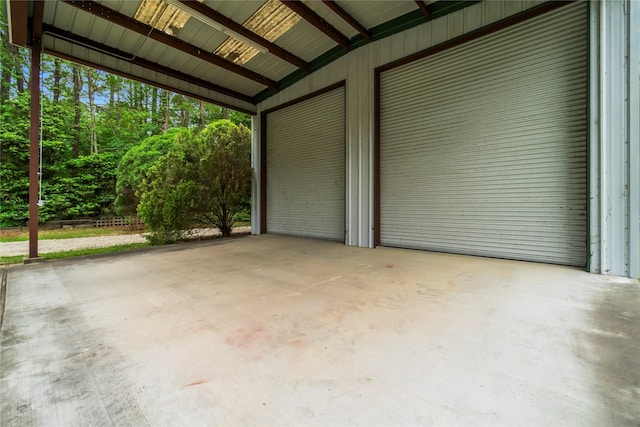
[42,24,254,103]
[321,1,370,40]
[61,0,278,89]
[280,0,350,49]
[178,1,310,71]
[415,0,431,18]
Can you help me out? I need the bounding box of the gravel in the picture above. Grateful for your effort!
[0,227,251,257]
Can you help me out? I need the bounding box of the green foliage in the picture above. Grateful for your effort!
[114,128,184,215]
[138,120,251,244]
[0,23,251,227]
[0,94,30,226]
[39,152,118,221]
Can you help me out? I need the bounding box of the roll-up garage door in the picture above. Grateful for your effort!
[266,87,345,240]
[379,4,587,266]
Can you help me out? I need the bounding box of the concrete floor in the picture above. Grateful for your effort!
[1,235,638,426]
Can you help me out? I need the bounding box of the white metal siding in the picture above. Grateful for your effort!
[379,4,587,266]
[266,87,345,240]
[257,1,546,249]
[589,0,640,277]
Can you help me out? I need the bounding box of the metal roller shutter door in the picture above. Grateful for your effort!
[379,4,587,266]
[266,87,345,240]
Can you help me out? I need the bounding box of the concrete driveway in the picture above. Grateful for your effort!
[1,235,638,426]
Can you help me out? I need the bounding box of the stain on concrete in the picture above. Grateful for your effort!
[185,378,209,387]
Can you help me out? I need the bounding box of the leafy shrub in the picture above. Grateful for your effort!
[138,120,251,244]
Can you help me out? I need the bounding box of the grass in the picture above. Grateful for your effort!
[0,227,143,242]
[0,222,251,242]
[0,243,151,265]
[0,222,251,264]
[0,255,25,265]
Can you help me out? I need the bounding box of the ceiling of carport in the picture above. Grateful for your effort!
[6,0,478,113]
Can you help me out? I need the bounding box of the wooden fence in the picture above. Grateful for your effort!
[93,216,144,228]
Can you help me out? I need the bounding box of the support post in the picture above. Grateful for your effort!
[27,37,42,261]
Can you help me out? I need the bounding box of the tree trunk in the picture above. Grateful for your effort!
[0,19,9,103]
[162,90,170,133]
[86,69,98,154]
[52,58,61,103]
[0,59,10,104]
[72,64,82,158]
[179,95,189,127]
[8,44,24,94]
[1,31,11,103]
[217,204,232,237]
[152,87,158,120]
[116,86,121,128]
[108,80,114,109]
[199,100,206,129]
[222,107,228,120]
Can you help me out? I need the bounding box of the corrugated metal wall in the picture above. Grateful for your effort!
[589,0,640,277]
[256,0,547,248]
[265,87,345,240]
[252,0,638,276]
[379,3,587,266]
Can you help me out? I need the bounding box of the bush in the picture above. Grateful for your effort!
[138,120,251,244]
[114,128,185,215]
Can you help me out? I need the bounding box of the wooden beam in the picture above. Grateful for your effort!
[7,0,29,46]
[42,24,254,104]
[178,0,310,71]
[321,1,370,40]
[415,0,431,18]
[27,1,45,261]
[281,0,350,49]
[62,0,278,89]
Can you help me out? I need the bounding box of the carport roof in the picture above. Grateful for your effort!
[5,0,477,114]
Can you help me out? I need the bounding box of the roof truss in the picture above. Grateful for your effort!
[280,0,351,49]
[178,0,309,71]
[42,24,254,103]
[62,0,278,88]
[415,1,432,18]
[6,0,478,111]
[321,1,370,40]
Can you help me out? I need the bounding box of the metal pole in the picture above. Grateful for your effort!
[28,38,41,260]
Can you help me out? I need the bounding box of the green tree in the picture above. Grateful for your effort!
[40,152,118,221]
[138,120,251,243]
[114,128,184,215]
[1,14,251,227]
[0,91,30,226]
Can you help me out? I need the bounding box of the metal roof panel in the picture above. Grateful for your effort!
[23,0,469,109]
[300,1,360,39]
